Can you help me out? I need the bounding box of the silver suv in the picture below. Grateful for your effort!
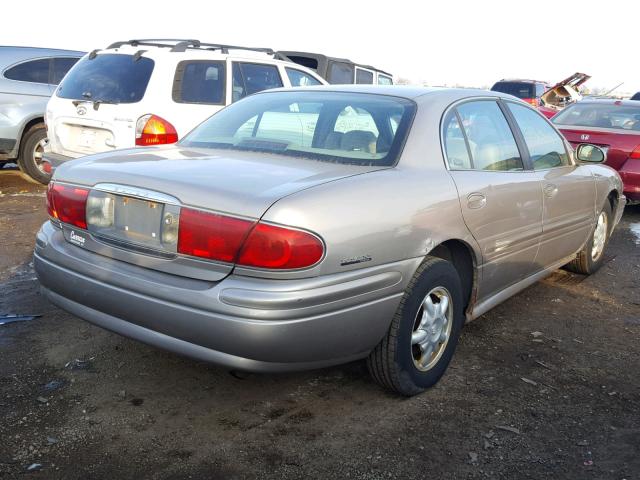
[0,46,83,182]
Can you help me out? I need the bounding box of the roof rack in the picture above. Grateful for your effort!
[106,39,275,55]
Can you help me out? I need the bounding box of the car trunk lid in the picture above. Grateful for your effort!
[558,126,640,170]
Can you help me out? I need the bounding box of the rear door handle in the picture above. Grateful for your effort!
[544,183,558,198]
[467,192,487,209]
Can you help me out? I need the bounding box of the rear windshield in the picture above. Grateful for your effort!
[57,54,154,104]
[181,91,415,166]
[491,82,536,99]
[552,103,640,131]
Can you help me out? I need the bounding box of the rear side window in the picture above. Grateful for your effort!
[51,57,79,85]
[328,62,354,84]
[507,102,569,169]
[232,62,283,102]
[491,81,535,100]
[285,68,321,87]
[4,59,50,84]
[57,54,154,104]
[173,61,225,105]
[443,112,472,169]
[355,68,374,84]
[378,74,393,85]
[455,100,524,171]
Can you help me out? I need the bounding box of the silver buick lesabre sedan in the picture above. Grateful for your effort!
[34,86,625,396]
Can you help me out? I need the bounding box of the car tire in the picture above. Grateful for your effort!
[17,124,50,184]
[565,201,613,275]
[367,256,464,396]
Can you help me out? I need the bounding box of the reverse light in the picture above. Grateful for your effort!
[135,114,178,146]
[47,183,89,229]
[86,191,114,228]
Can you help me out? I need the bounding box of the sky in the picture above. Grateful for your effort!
[3,0,639,94]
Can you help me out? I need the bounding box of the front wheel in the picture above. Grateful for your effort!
[565,201,612,275]
[17,124,50,184]
[367,256,464,396]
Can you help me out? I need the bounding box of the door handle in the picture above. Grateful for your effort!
[467,193,487,209]
[543,183,558,198]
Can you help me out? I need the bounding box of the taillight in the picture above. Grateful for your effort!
[135,114,178,146]
[523,98,539,107]
[48,182,89,229]
[237,223,324,269]
[630,144,640,160]
[177,208,254,263]
[177,208,325,269]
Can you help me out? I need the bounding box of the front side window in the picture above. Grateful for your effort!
[173,61,225,105]
[4,59,50,84]
[181,91,415,166]
[455,100,524,171]
[231,62,283,102]
[328,62,354,84]
[285,68,321,87]
[507,102,569,169]
[355,68,374,84]
[57,54,154,103]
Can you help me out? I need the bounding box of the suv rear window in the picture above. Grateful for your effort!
[173,60,225,105]
[491,81,536,99]
[181,91,415,166]
[57,54,154,104]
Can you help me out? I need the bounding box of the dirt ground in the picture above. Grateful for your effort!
[1,166,639,479]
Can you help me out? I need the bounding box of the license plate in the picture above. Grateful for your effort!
[79,129,96,148]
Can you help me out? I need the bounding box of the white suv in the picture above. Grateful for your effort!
[43,39,326,176]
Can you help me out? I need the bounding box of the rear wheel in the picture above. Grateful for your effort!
[17,124,50,184]
[367,256,464,396]
[565,201,612,275]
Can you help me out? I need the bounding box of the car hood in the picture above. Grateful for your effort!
[53,145,387,218]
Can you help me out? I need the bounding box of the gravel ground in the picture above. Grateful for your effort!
[1,167,639,479]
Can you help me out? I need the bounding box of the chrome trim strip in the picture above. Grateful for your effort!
[93,183,181,205]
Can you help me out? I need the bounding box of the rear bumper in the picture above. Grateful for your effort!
[34,221,415,372]
[619,160,640,202]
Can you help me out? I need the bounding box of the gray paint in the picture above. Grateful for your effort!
[35,86,626,372]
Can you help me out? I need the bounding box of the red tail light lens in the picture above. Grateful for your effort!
[630,144,640,160]
[48,183,89,229]
[177,208,325,269]
[523,98,539,107]
[177,208,254,262]
[237,223,324,269]
[135,114,178,146]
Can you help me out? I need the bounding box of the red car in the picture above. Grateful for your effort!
[552,99,640,203]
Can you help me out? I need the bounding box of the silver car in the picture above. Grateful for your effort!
[34,86,625,396]
[0,46,83,182]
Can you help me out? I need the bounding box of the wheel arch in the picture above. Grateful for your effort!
[17,116,45,156]
[427,239,478,320]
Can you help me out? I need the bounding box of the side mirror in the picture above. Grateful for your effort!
[576,143,606,163]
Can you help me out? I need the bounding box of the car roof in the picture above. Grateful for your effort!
[494,79,549,85]
[0,46,85,65]
[259,84,512,103]
[278,51,392,76]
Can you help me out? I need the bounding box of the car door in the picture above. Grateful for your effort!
[442,99,543,301]
[504,101,595,268]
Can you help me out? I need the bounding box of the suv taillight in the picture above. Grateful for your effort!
[47,182,89,229]
[177,208,324,269]
[523,98,539,107]
[135,114,178,146]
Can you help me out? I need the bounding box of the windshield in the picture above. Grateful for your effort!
[491,82,536,99]
[57,53,154,104]
[180,91,416,166]
[553,103,640,131]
